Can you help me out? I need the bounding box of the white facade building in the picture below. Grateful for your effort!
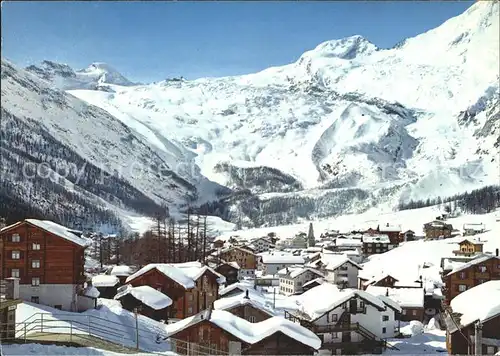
[287,283,399,354]
[250,237,274,253]
[257,252,305,275]
[279,267,324,296]
[323,258,362,289]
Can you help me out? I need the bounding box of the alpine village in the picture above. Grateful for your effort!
[1,210,499,355]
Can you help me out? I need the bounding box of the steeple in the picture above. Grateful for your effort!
[307,222,315,248]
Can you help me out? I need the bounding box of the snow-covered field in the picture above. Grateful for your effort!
[0,344,157,356]
[15,300,172,353]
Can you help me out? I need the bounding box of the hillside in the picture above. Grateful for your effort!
[2,1,498,230]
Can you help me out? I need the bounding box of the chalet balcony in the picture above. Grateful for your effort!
[312,323,360,334]
[452,250,477,256]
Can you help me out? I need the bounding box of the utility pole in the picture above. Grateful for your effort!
[134,307,140,351]
[474,321,482,356]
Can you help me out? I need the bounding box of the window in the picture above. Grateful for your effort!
[32,277,40,286]
[247,316,256,323]
[459,272,467,279]
[32,260,41,268]
[382,327,387,334]
[331,313,338,322]
[11,269,20,278]
[31,296,39,304]
[187,307,193,314]
[11,251,20,259]
[402,309,407,315]
[54,305,62,310]
[458,284,467,292]
[360,301,365,309]
[383,315,389,321]
[12,234,20,242]
[487,346,495,354]
[32,243,41,250]
[412,310,417,316]
[478,266,487,273]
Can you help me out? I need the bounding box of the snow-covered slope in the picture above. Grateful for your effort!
[6,1,500,228]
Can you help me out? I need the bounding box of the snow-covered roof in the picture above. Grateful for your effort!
[325,257,362,271]
[375,294,402,313]
[220,246,256,255]
[365,286,424,308]
[115,285,172,310]
[165,309,321,350]
[92,274,120,287]
[109,265,133,276]
[362,273,399,287]
[333,238,363,247]
[379,224,402,233]
[450,280,500,328]
[463,223,486,231]
[258,252,305,265]
[219,282,254,296]
[297,283,386,321]
[126,262,225,289]
[1,219,90,247]
[214,293,276,317]
[302,278,325,288]
[446,255,500,276]
[280,267,324,279]
[457,238,484,245]
[362,234,390,244]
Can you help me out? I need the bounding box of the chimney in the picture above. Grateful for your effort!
[244,290,249,299]
[496,248,499,257]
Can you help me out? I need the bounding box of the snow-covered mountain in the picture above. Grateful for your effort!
[25,61,136,90]
[2,1,499,229]
[0,58,222,230]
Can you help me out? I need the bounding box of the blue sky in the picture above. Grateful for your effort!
[2,1,473,82]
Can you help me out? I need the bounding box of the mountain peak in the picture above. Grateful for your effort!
[304,35,378,60]
[77,62,135,86]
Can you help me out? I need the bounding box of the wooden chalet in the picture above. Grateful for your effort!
[125,262,225,319]
[219,246,257,278]
[0,219,90,311]
[452,239,484,257]
[444,281,500,355]
[423,221,453,240]
[215,261,240,286]
[441,253,500,304]
[165,308,321,355]
[114,284,172,321]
